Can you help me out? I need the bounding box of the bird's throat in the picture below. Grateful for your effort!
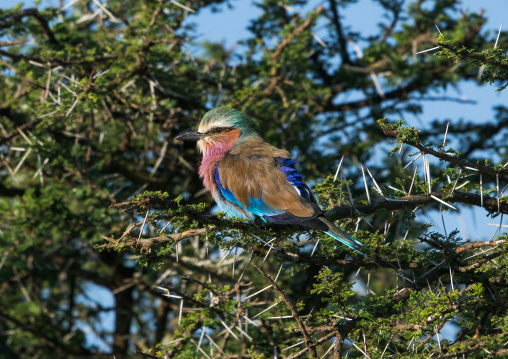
[198,129,241,195]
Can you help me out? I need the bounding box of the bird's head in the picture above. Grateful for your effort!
[175,107,259,153]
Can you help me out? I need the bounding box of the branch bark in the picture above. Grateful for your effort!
[380,122,508,177]
[328,0,351,65]
[437,42,508,71]
[0,8,58,44]
[253,263,318,358]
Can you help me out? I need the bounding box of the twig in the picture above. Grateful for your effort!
[252,264,318,358]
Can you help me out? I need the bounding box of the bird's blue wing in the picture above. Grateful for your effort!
[214,154,367,255]
[213,155,320,221]
[214,163,285,218]
[275,157,317,203]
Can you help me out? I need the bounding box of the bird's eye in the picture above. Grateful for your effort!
[214,128,224,133]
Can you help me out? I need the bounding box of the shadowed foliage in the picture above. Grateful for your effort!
[1,0,508,358]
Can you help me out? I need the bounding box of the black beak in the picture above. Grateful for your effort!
[174,130,204,142]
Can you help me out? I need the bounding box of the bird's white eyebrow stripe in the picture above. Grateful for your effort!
[198,118,231,133]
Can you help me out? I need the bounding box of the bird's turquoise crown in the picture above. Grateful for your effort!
[201,107,260,138]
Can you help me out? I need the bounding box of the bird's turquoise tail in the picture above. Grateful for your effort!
[319,216,414,283]
[319,216,366,255]
[324,231,365,256]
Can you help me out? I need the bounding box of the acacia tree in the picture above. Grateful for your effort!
[1,0,507,358]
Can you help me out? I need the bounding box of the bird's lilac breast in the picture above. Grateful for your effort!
[198,144,231,196]
[198,130,241,196]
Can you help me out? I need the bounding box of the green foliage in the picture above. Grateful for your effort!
[435,35,508,92]
[1,0,508,358]
[311,267,355,307]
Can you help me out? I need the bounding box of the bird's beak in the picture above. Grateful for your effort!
[174,130,204,142]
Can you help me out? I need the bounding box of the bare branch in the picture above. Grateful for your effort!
[252,263,318,358]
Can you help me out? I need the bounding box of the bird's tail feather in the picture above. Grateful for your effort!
[319,216,414,284]
[319,216,366,255]
[324,231,365,255]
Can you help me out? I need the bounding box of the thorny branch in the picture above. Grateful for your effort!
[0,8,58,44]
[381,122,508,177]
[437,42,508,71]
[253,263,318,358]
[98,187,508,251]
[96,188,508,358]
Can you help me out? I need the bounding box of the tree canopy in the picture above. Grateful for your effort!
[1,0,508,358]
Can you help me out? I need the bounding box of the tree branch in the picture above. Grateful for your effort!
[437,42,508,71]
[99,228,208,251]
[328,0,351,64]
[327,191,508,218]
[101,189,508,252]
[263,6,324,98]
[380,122,508,177]
[252,263,318,358]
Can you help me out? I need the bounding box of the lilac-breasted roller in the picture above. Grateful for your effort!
[175,107,367,255]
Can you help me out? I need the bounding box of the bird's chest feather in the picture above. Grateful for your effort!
[198,148,224,196]
[198,130,241,196]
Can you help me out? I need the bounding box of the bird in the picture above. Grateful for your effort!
[174,106,368,255]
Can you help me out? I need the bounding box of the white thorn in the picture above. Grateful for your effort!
[415,46,440,55]
[430,195,457,210]
[487,224,508,228]
[365,166,383,196]
[361,165,371,204]
[450,169,462,195]
[274,264,284,283]
[408,165,418,195]
[282,340,305,351]
[497,174,500,213]
[370,72,385,98]
[442,121,449,149]
[311,238,320,256]
[252,301,281,319]
[244,285,272,301]
[320,337,337,358]
[480,174,483,208]
[171,0,196,13]
[404,152,422,169]
[217,244,236,267]
[178,298,183,326]
[333,156,344,183]
[494,22,503,49]
[219,319,239,340]
[435,24,443,36]
[137,211,149,245]
[455,181,470,190]
[449,266,455,291]
[311,31,327,48]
